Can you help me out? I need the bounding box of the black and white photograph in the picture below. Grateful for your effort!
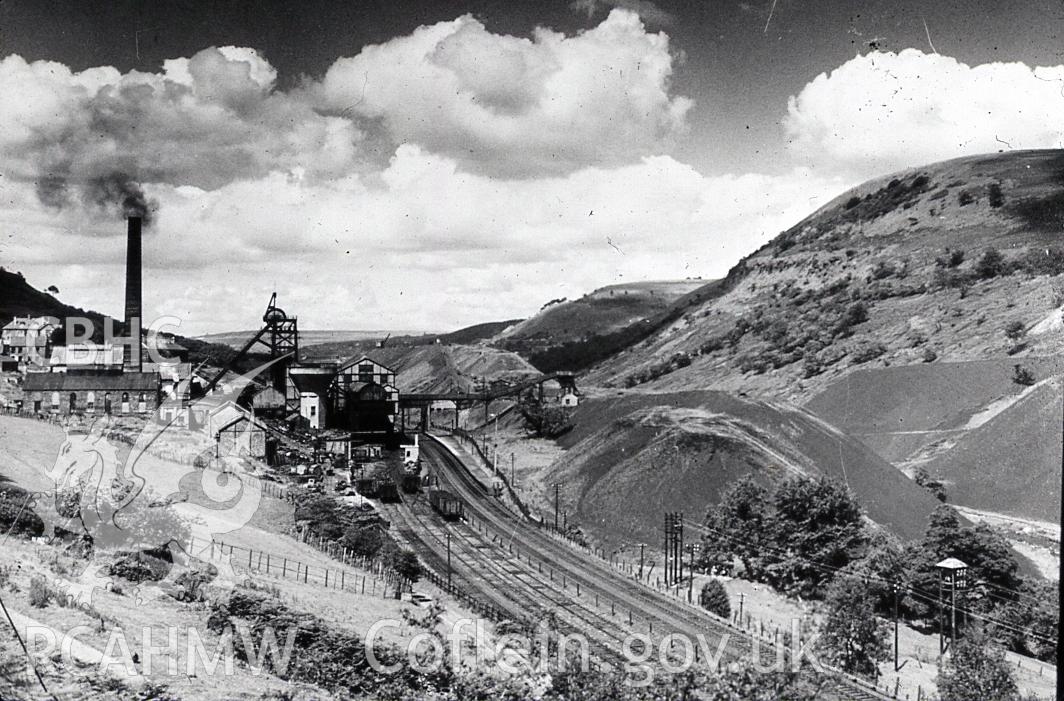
[0,1,1062,699]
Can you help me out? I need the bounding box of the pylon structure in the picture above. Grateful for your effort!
[664,512,684,586]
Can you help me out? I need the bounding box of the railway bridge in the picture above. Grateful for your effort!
[397,371,577,430]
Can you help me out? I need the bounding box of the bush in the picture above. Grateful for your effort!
[1003,320,1026,342]
[29,576,51,608]
[850,341,887,364]
[699,579,731,619]
[0,496,45,538]
[518,398,574,438]
[389,549,421,583]
[938,634,1020,701]
[922,347,938,363]
[1012,364,1036,386]
[988,183,1004,208]
[343,523,385,559]
[818,578,889,678]
[108,547,173,583]
[976,248,1006,279]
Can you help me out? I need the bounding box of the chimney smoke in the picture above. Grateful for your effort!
[124,216,142,372]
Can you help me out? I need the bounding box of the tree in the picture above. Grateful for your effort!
[818,577,890,678]
[844,531,909,616]
[699,579,731,620]
[767,476,867,598]
[700,476,773,579]
[518,397,574,438]
[975,248,1006,279]
[343,523,384,558]
[390,548,421,583]
[903,505,1022,622]
[937,633,1020,701]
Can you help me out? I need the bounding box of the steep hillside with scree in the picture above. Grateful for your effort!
[587,150,1064,401]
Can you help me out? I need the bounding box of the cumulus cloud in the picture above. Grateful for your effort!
[571,0,676,27]
[0,47,362,224]
[1,146,843,333]
[785,50,1064,175]
[317,10,692,177]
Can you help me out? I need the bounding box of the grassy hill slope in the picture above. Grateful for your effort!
[543,391,943,547]
[495,280,705,353]
[586,150,1064,401]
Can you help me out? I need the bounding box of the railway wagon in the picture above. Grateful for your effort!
[356,477,379,497]
[400,472,422,493]
[428,489,463,521]
[378,480,401,503]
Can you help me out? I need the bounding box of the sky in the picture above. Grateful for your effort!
[1,0,1062,335]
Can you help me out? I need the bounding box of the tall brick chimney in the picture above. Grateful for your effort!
[124,216,142,372]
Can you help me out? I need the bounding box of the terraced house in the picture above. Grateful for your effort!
[1,316,57,371]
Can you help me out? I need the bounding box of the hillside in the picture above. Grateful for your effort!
[0,267,111,335]
[494,280,705,356]
[0,268,240,368]
[927,376,1063,523]
[539,391,944,548]
[586,150,1064,400]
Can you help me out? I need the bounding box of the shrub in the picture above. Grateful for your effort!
[1012,364,1036,386]
[850,341,887,364]
[699,579,731,619]
[518,398,574,438]
[389,549,421,583]
[976,248,1006,279]
[0,497,44,538]
[29,576,51,608]
[818,577,890,677]
[913,467,947,502]
[988,182,1004,208]
[937,634,1020,701]
[922,347,939,363]
[343,523,385,559]
[1003,320,1026,342]
[108,547,173,583]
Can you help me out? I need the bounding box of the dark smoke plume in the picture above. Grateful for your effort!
[35,171,158,227]
[82,173,157,227]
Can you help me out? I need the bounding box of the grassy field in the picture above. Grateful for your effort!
[0,415,485,699]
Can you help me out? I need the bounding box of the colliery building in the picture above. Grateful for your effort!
[21,370,160,415]
[289,355,400,435]
[17,216,162,417]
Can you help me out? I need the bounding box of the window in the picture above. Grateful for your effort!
[51,392,60,409]
[358,363,373,383]
[121,392,130,414]
[86,391,95,411]
[104,393,112,414]
[68,392,77,413]
[309,405,316,416]
[138,393,146,413]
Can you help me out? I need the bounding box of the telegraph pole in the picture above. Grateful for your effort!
[893,582,900,671]
[638,542,645,581]
[446,530,452,589]
[554,483,560,531]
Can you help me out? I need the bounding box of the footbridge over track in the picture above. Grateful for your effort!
[398,371,577,429]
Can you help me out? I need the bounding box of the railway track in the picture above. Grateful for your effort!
[418,433,891,701]
[379,471,647,668]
